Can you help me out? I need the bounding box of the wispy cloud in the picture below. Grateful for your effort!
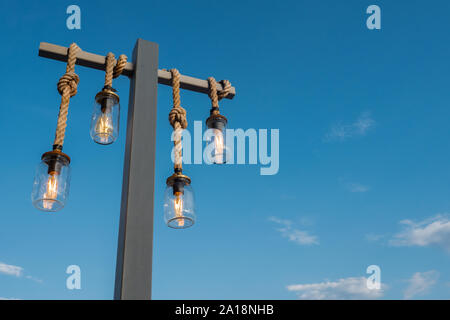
[287,277,386,300]
[280,194,297,200]
[0,261,42,283]
[365,233,385,242]
[389,214,450,252]
[0,297,21,300]
[346,182,370,193]
[269,217,318,245]
[0,262,23,277]
[324,112,375,142]
[25,275,43,283]
[403,271,439,299]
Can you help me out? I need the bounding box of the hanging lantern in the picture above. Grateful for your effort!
[164,68,195,229]
[32,43,80,212]
[31,149,71,212]
[206,77,232,164]
[90,52,127,145]
[205,113,228,164]
[164,173,195,228]
[90,87,120,144]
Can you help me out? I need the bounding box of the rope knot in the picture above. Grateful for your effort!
[57,72,79,97]
[113,54,128,78]
[208,77,232,112]
[169,106,187,129]
[218,79,232,100]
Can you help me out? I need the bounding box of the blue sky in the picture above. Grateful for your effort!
[0,0,449,300]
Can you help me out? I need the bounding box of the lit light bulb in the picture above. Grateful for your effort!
[94,111,114,144]
[42,173,58,210]
[206,114,228,164]
[174,191,184,227]
[213,129,225,164]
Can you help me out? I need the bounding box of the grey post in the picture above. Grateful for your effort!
[114,39,158,300]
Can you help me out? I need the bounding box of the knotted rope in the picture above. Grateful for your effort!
[53,43,81,149]
[168,69,188,172]
[104,52,128,88]
[207,77,232,116]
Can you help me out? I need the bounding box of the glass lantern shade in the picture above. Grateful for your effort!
[205,115,228,164]
[90,90,120,145]
[164,175,195,229]
[31,151,71,212]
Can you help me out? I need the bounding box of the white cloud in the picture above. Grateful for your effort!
[403,271,439,299]
[346,182,370,193]
[0,261,42,284]
[0,297,21,300]
[0,262,23,277]
[389,215,450,252]
[325,112,375,142]
[269,217,318,245]
[287,277,385,300]
[365,233,385,242]
[25,275,43,283]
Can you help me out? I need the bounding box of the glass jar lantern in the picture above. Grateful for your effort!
[31,150,71,212]
[90,89,120,145]
[164,173,195,229]
[205,114,228,164]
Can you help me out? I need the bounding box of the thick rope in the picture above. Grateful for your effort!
[207,77,232,115]
[53,43,80,148]
[104,53,128,87]
[168,69,188,172]
[113,54,128,78]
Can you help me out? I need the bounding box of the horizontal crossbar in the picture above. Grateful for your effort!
[38,42,235,99]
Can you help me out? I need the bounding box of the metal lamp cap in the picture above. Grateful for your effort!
[166,173,191,186]
[41,149,71,164]
[206,114,228,129]
[95,88,120,104]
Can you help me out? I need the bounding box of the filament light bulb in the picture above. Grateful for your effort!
[213,129,225,163]
[174,191,185,227]
[42,173,58,210]
[206,114,228,164]
[94,111,114,144]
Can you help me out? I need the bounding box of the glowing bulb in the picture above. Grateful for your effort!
[174,191,184,227]
[213,129,225,163]
[42,173,58,210]
[94,112,114,144]
[206,115,227,164]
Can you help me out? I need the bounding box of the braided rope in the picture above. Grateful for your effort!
[168,69,188,171]
[53,43,80,148]
[113,54,128,78]
[104,53,128,87]
[207,77,232,115]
